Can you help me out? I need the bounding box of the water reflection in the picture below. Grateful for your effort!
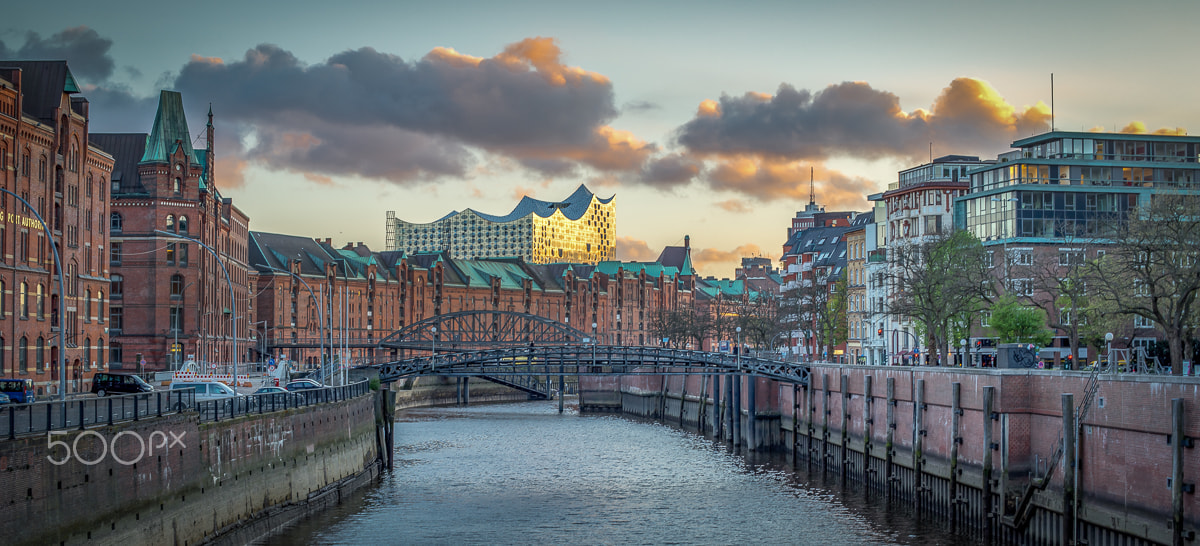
[262,401,969,545]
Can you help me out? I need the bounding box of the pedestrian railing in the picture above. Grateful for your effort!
[1,381,372,439]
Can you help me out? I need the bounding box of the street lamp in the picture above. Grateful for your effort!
[591,322,598,369]
[990,196,1020,291]
[254,262,327,375]
[431,326,438,371]
[157,230,239,387]
[960,338,967,367]
[0,189,66,399]
[1105,332,1114,372]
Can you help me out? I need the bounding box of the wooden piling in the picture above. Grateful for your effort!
[1063,393,1075,546]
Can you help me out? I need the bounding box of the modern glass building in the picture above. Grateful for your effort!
[958,131,1200,244]
[385,184,615,264]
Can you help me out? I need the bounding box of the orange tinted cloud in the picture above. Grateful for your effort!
[616,236,658,262]
[707,157,875,210]
[494,37,609,87]
[1119,121,1187,135]
[215,156,249,188]
[676,77,1051,163]
[715,199,750,213]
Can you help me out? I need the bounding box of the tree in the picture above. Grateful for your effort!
[1087,192,1200,374]
[1018,229,1096,365]
[887,230,993,365]
[818,272,849,359]
[989,295,1054,346]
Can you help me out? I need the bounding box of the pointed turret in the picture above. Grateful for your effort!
[140,90,198,166]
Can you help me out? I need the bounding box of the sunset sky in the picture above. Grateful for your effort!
[5,1,1197,276]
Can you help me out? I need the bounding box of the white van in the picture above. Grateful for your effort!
[169,381,239,402]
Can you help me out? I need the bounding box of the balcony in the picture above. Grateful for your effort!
[867,249,887,263]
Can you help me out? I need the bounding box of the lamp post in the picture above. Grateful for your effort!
[591,322,598,368]
[431,326,438,371]
[990,196,1020,291]
[251,320,268,372]
[0,189,66,399]
[156,230,239,387]
[254,262,326,375]
[1105,332,1114,373]
[960,338,967,367]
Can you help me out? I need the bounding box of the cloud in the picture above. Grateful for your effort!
[621,100,659,113]
[714,199,750,213]
[168,37,651,186]
[675,77,1050,162]
[691,243,774,273]
[1118,121,1187,135]
[640,153,702,188]
[707,158,874,209]
[0,26,115,82]
[615,236,658,261]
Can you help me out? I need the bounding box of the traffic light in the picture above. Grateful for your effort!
[975,340,981,349]
[877,326,883,337]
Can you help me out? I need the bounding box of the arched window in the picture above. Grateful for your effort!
[110,212,122,232]
[19,282,27,318]
[36,336,44,373]
[0,280,4,319]
[19,337,27,373]
[165,214,175,232]
[84,338,91,369]
[70,137,80,172]
[170,274,184,298]
[108,340,120,367]
[178,216,189,235]
[36,284,44,320]
[111,274,123,297]
[98,337,104,369]
[85,289,92,321]
[38,154,47,182]
[98,291,104,322]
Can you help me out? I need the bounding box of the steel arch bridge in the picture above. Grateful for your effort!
[377,310,589,352]
[372,344,810,386]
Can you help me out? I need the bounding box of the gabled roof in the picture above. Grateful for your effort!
[0,60,78,124]
[88,133,148,194]
[656,246,694,276]
[140,90,199,166]
[249,231,339,277]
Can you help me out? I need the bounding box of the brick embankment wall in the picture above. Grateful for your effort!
[581,365,1200,545]
[392,377,540,410]
[0,393,381,546]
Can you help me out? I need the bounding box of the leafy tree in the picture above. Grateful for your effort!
[989,295,1054,346]
[818,272,849,358]
[1017,228,1096,365]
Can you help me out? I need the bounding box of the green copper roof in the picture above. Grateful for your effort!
[140,90,199,166]
[63,69,80,93]
[194,149,209,191]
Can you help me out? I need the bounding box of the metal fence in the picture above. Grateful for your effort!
[2,381,372,439]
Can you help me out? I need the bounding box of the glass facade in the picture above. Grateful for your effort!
[962,131,1200,244]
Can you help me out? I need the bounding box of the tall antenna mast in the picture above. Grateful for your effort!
[809,166,815,206]
[1051,73,1055,131]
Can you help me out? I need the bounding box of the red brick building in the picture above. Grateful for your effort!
[93,91,255,373]
[0,61,114,395]
[249,233,698,367]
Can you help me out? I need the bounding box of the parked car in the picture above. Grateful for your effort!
[252,386,290,395]
[284,379,323,391]
[170,381,239,402]
[0,392,11,405]
[91,373,154,397]
[0,378,35,403]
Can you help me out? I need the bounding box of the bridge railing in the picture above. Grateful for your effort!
[1,381,373,439]
[1,390,197,440]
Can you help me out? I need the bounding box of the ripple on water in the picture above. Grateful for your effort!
[260,401,970,546]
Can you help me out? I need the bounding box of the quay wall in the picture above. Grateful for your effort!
[0,393,383,546]
[581,365,1200,545]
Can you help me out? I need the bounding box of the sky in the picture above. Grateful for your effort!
[4,0,1198,277]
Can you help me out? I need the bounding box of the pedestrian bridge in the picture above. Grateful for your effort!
[371,344,811,387]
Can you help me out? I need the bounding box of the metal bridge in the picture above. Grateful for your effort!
[374,344,810,383]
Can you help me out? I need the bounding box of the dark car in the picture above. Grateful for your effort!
[284,379,323,391]
[92,373,154,397]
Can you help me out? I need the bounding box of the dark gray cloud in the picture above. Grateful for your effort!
[168,39,650,184]
[675,78,1050,162]
[0,26,115,82]
[640,153,701,187]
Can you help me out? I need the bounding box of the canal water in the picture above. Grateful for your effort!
[263,401,969,545]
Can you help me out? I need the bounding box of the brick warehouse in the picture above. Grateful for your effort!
[0,61,114,396]
[93,91,255,372]
[249,234,701,366]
